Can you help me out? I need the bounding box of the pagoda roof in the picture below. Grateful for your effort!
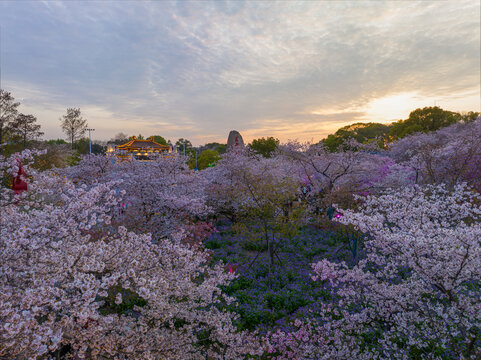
[116,136,170,151]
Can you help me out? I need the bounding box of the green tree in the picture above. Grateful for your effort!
[248,137,280,158]
[9,113,44,148]
[175,138,192,154]
[196,149,221,170]
[32,143,75,170]
[323,122,391,152]
[60,108,88,149]
[389,107,461,139]
[203,142,227,154]
[230,166,304,267]
[75,138,105,154]
[460,111,480,123]
[151,135,167,145]
[45,139,68,145]
[0,89,20,150]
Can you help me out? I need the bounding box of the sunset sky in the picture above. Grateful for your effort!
[0,0,479,145]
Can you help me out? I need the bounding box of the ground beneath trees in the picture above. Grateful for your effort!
[204,221,363,333]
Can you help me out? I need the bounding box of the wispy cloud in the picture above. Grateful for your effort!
[0,0,479,144]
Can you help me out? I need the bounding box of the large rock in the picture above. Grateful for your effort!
[227,130,245,149]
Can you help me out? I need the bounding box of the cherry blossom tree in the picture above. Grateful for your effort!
[389,118,481,190]
[0,89,20,149]
[63,153,212,240]
[205,150,304,266]
[0,151,263,359]
[278,140,392,215]
[303,184,481,359]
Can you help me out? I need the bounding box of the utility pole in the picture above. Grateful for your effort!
[86,128,95,154]
[195,148,198,170]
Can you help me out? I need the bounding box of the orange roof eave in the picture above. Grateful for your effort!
[115,137,170,151]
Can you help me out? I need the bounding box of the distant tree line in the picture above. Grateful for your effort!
[3,87,479,170]
[323,106,480,151]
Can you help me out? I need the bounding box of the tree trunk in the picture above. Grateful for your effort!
[268,234,274,265]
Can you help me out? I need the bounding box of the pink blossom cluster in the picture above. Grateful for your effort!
[0,152,264,359]
[305,184,481,359]
[63,154,212,240]
[265,319,326,360]
[2,116,480,359]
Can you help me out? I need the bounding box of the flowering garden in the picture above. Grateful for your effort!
[1,118,481,359]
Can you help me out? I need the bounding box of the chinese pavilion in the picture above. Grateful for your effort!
[113,136,171,161]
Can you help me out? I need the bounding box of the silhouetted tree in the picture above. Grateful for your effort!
[389,107,461,139]
[175,138,192,154]
[9,113,43,147]
[0,89,20,149]
[323,123,391,152]
[60,108,87,149]
[202,142,227,154]
[109,132,129,145]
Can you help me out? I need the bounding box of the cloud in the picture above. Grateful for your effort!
[0,0,479,144]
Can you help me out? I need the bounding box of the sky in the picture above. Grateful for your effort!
[0,0,479,145]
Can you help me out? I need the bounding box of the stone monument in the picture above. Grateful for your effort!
[227,130,245,149]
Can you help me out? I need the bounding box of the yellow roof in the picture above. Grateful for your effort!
[116,136,170,151]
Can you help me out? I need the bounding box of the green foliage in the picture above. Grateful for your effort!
[323,122,391,152]
[8,113,43,147]
[322,107,479,151]
[460,111,480,123]
[0,142,25,157]
[175,138,192,153]
[389,106,462,139]
[196,149,221,170]
[74,138,105,155]
[203,142,227,154]
[151,135,167,145]
[32,144,74,170]
[329,224,364,261]
[206,224,355,333]
[241,239,268,252]
[222,269,318,331]
[248,137,280,158]
[205,239,223,250]
[45,139,68,145]
[0,89,21,148]
[232,173,305,266]
[65,153,81,166]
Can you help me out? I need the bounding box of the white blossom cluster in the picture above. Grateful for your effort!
[307,184,481,359]
[0,152,263,359]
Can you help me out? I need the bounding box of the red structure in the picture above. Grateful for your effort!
[12,160,28,194]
